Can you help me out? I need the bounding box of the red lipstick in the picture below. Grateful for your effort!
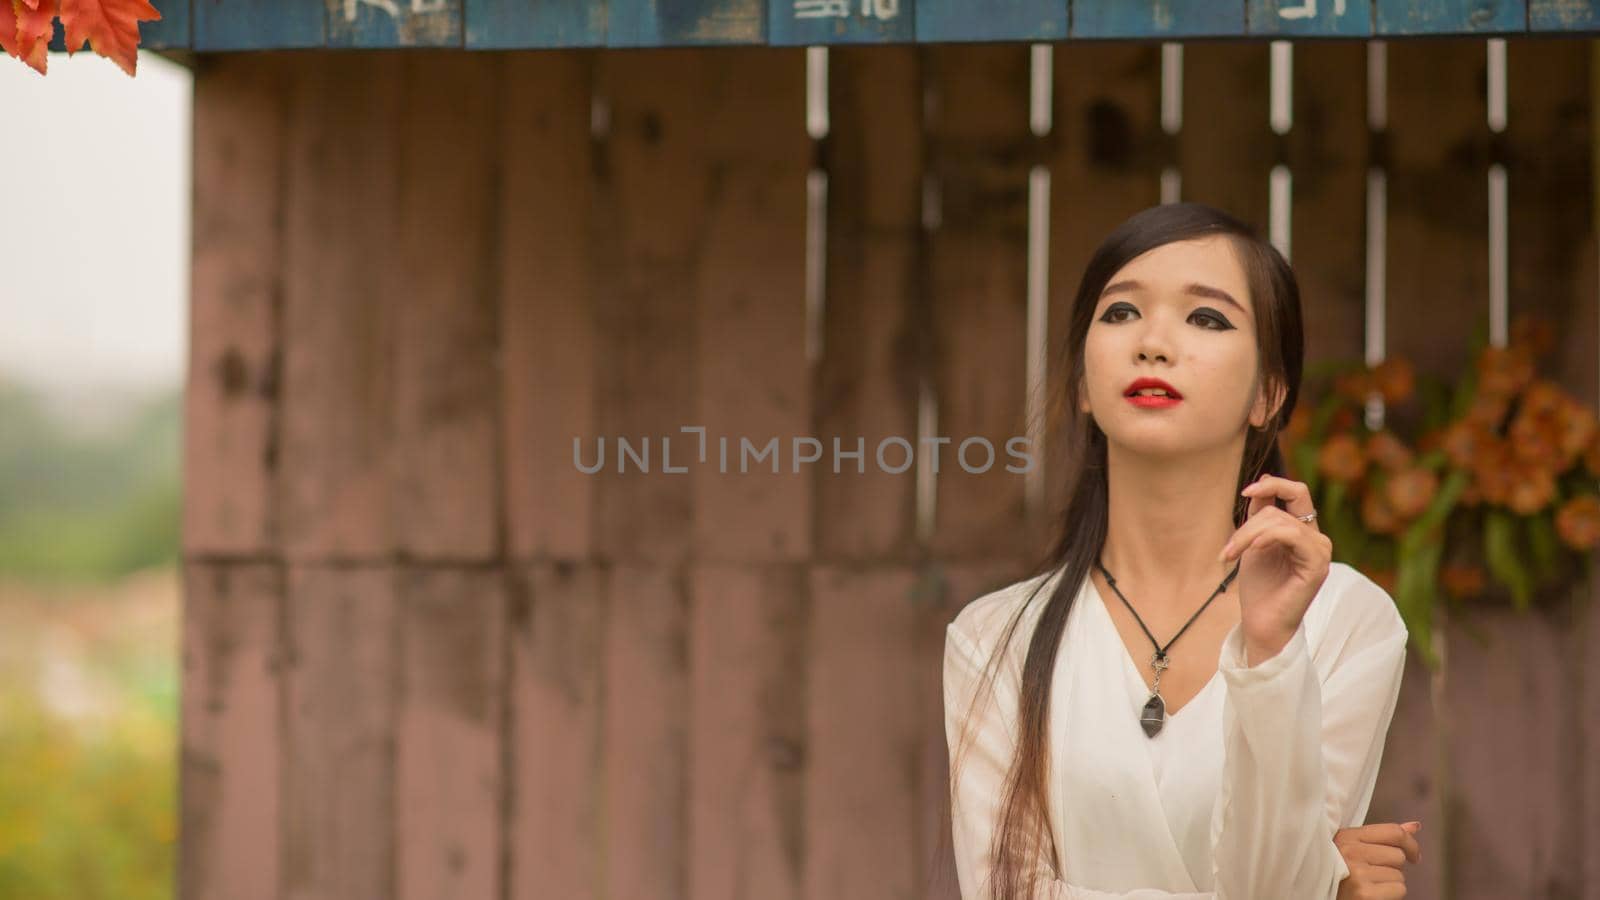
[1125,377,1182,408]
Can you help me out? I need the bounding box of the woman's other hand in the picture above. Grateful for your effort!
[1333,821,1421,900]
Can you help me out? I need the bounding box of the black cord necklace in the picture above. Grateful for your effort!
[1094,555,1242,738]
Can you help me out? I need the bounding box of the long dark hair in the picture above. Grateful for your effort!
[944,201,1305,899]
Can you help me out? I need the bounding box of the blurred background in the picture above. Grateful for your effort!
[0,49,190,899]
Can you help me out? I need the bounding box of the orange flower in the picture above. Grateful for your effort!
[1440,419,1492,470]
[1361,483,1402,535]
[1555,495,1600,550]
[1370,357,1415,404]
[1440,562,1487,600]
[1459,480,1482,507]
[1475,344,1536,398]
[1333,369,1372,405]
[1585,433,1600,477]
[1510,315,1556,356]
[1365,430,1414,471]
[1555,398,1598,468]
[1521,379,1565,417]
[1318,432,1368,484]
[1505,462,1556,515]
[1364,567,1398,594]
[1463,391,1511,430]
[1284,404,1313,444]
[1471,439,1516,506]
[1508,408,1564,470]
[1385,467,1438,520]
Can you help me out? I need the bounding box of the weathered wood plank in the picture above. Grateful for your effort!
[1042,43,1164,561]
[1380,39,1489,898]
[279,53,403,562]
[326,0,461,46]
[1364,652,1445,899]
[607,0,764,46]
[1286,43,1368,371]
[804,565,922,900]
[194,0,325,50]
[815,46,922,562]
[186,54,286,557]
[395,566,507,900]
[1248,0,1373,36]
[1072,0,1243,38]
[1385,41,1488,394]
[180,562,284,900]
[507,561,606,900]
[391,51,500,561]
[282,565,398,900]
[693,48,811,563]
[923,559,1034,896]
[1441,37,1594,900]
[603,564,690,900]
[1507,37,1594,404]
[1375,0,1528,34]
[925,44,1032,561]
[1177,41,1273,231]
[591,49,707,564]
[465,0,604,47]
[768,0,912,44]
[1446,608,1575,899]
[916,0,1064,42]
[500,51,600,562]
[688,564,807,900]
[1530,0,1600,28]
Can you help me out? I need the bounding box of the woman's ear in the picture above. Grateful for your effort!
[1251,380,1287,430]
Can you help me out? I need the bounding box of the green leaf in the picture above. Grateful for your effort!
[1393,527,1442,669]
[1526,511,1560,583]
[1483,508,1533,610]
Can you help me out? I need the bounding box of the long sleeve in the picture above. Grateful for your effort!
[1206,576,1410,900]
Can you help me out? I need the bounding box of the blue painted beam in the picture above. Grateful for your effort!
[607,0,765,46]
[195,0,326,50]
[1248,0,1373,35]
[769,0,913,44]
[31,0,1600,53]
[915,0,1065,41]
[327,0,463,46]
[465,0,604,47]
[1529,0,1599,29]
[1375,0,1527,33]
[1072,0,1245,38]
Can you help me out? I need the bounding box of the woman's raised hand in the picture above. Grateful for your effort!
[1219,473,1333,665]
[1333,821,1421,900]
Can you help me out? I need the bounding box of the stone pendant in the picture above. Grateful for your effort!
[1139,692,1166,738]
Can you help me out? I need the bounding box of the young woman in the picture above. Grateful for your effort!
[943,202,1421,900]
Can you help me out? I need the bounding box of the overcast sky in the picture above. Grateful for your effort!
[0,50,190,396]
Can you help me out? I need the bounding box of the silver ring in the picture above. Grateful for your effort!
[1296,511,1318,524]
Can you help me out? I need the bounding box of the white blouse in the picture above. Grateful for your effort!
[943,560,1409,900]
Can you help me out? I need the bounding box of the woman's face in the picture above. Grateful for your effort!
[1079,235,1276,458]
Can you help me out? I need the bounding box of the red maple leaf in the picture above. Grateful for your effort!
[1,0,58,75]
[57,0,158,76]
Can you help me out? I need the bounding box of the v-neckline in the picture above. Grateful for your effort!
[1087,573,1224,724]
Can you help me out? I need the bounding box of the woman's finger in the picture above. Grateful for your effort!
[1222,506,1324,560]
[1223,517,1323,567]
[1363,823,1422,864]
[1241,473,1319,527]
[1346,842,1408,869]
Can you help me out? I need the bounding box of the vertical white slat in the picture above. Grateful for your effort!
[1161,42,1183,204]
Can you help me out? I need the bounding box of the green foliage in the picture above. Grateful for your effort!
[0,380,180,583]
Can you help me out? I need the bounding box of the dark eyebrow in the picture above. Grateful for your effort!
[1099,279,1247,315]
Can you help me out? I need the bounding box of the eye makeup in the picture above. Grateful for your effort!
[1097,300,1235,331]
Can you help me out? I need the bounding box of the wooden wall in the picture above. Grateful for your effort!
[181,40,1600,899]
